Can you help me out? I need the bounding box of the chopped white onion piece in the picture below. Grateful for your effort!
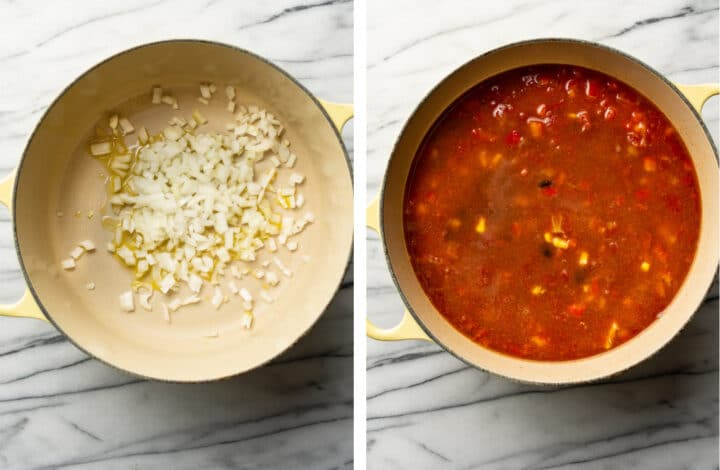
[138,288,153,311]
[161,95,178,109]
[90,142,111,156]
[188,273,203,293]
[117,246,136,266]
[225,86,235,100]
[239,287,253,303]
[152,87,162,104]
[163,126,183,141]
[119,117,134,134]
[109,115,119,130]
[138,126,149,144]
[289,173,305,185]
[200,85,212,99]
[241,312,253,329]
[273,256,293,277]
[78,240,95,251]
[70,246,85,260]
[119,291,135,312]
[182,295,201,306]
[211,287,224,309]
[61,258,76,270]
[192,109,207,125]
[266,271,279,286]
[159,273,175,294]
[230,265,242,279]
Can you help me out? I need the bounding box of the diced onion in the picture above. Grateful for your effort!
[78,240,95,251]
[119,291,135,312]
[70,246,85,260]
[91,95,312,321]
[119,117,135,134]
[241,312,253,329]
[152,87,162,104]
[91,142,112,156]
[61,258,76,270]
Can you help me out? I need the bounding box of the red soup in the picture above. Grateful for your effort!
[404,64,701,361]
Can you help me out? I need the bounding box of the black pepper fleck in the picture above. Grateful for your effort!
[538,179,553,188]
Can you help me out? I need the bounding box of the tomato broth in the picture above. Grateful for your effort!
[403,64,701,361]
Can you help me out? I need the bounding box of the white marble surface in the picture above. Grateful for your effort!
[0,1,352,469]
[367,1,718,468]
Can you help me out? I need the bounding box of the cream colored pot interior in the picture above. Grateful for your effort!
[14,41,353,381]
[382,40,718,384]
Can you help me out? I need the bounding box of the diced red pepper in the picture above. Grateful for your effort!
[634,188,650,202]
[542,186,558,197]
[585,79,600,98]
[506,129,521,145]
[567,303,586,318]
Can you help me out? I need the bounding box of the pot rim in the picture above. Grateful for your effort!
[379,37,718,385]
[12,38,353,383]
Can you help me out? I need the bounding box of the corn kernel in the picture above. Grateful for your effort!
[531,285,546,295]
[643,157,657,172]
[578,251,589,266]
[641,261,650,272]
[529,121,543,138]
[475,217,486,234]
[552,237,569,249]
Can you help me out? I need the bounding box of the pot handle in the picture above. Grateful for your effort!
[366,194,431,342]
[674,83,719,112]
[0,171,46,321]
[317,99,354,132]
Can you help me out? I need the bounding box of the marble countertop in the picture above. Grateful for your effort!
[0,1,353,469]
[367,0,718,468]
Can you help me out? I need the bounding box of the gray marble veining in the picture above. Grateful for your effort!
[0,1,353,469]
[367,1,718,468]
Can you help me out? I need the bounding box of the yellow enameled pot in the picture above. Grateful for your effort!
[367,39,718,385]
[0,40,354,382]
